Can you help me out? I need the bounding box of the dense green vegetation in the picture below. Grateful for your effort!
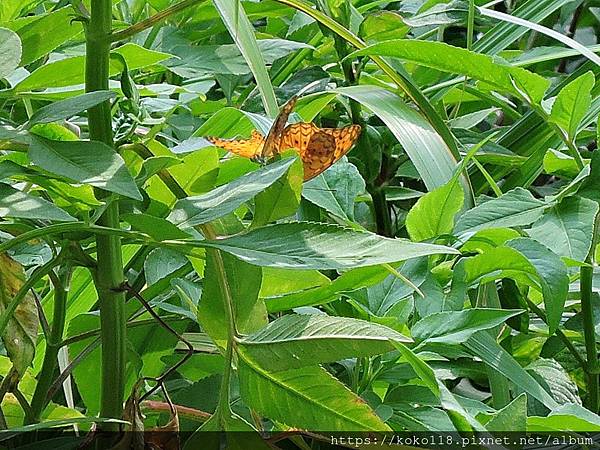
[0,0,599,447]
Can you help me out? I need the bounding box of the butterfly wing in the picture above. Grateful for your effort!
[280,123,361,180]
[262,96,298,159]
[206,129,264,158]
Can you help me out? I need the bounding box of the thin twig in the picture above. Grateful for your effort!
[118,283,194,402]
[527,299,587,370]
[46,338,100,403]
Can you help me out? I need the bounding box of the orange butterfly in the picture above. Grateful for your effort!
[206,96,361,180]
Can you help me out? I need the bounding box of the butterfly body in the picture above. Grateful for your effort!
[206,97,361,180]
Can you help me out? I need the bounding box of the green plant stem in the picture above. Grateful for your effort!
[526,299,587,370]
[28,267,72,424]
[110,0,207,42]
[581,213,599,412]
[467,0,475,50]
[201,225,237,423]
[370,187,393,237]
[86,0,127,428]
[581,262,598,412]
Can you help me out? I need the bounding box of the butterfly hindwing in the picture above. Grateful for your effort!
[280,123,361,180]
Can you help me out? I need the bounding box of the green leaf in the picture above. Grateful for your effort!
[455,188,547,235]
[15,44,171,92]
[528,404,600,432]
[0,183,75,222]
[464,332,559,409]
[483,393,527,432]
[347,40,549,104]
[390,340,483,431]
[411,309,524,344]
[334,86,460,191]
[528,196,599,263]
[198,250,266,345]
[303,160,366,221]
[121,213,192,241]
[0,254,39,377]
[0,28,21,79]
[252,155,303,227]
[549,71,595,140]
[201,222,458,270]
[507,238,569,334]
[237,349,390,431]
[406,179,464,241]
[212,0,278,117]
[7,7,82,66]
[543,149,581,178]
[28,137,142,200]
[238,314,409,371]
[25,91,116,128]
[168,157,296,228]
[265,265,392,312]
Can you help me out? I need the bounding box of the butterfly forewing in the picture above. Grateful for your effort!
[206,130,264,158]
[262,96,298,159]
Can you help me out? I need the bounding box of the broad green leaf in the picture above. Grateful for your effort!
[121,213,192,241]
[201,222,458,270]
[198,250,266,345]
[411,309,523,344]
[237,350,390,431]
[144,248,189,286]
[238,314,409,371]
[406,179,463,241]
[454,188,547,235]
[25,91,116,128]
[465,332,559,409]
[507,238,568,333]
[303,160,366,221]
[483,393,527,432]
[0,183,75,222]
[7,7,82,66]
[543,149,581,178]
[252,155,303,227]
[15,44,171,92]
[525,359,581,408]
[166,39,312,77]
[29,137,142,200]
[390,340,483,431]
[528,404,600,432]
[333,86,459,191]
[348,40,549,104]
[549,71,595,140]
[528,196,599,263]
[265,265,393,312]
[349,257,427,317]
[0,254,39,376]
[259,267,330,298]
[168,157,296,228]
[0,28,21,79]
[212,0,278,117]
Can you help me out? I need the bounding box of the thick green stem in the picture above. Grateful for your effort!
[581,263,598,412]
[581,214,599,412]
[28,267,72,423]
[370,188,393,237]
[86,0,127,427]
